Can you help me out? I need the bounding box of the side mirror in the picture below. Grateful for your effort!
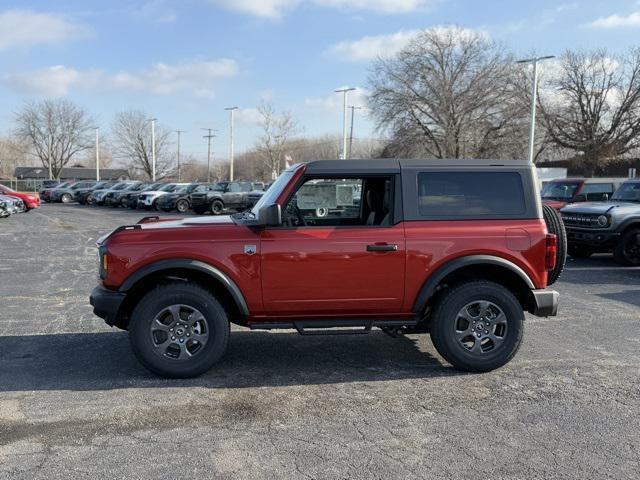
[259,203,281,226]
[603,193,609,201]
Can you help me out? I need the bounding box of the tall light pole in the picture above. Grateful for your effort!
[174,129,186,182]
[95,127,100,181]
[348,106,363,160]
[225,107,238,181]
[334,87,356,159]
[147,117,158,181]
[48,133,53,180]
[202,128,217,183]
[516,55,554,164]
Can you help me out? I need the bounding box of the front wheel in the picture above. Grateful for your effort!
[613,229,640,266]
[61,193,72,203]
[129,283,230,378]
[430,280,524,372]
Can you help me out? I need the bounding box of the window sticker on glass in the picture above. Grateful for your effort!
[297,184,338,209]
[336,184,355,206]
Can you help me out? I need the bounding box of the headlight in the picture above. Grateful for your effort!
[597,215,609,227]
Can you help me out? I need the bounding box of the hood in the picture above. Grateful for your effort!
[140,215,234,229]
[139,190,170,197]
[561,201,639,215]
[543,199,567,210]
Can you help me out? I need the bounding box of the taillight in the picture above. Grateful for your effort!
[545,234,557,271]
[99,245,109,279]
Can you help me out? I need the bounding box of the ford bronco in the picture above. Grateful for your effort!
[90,159,563,378]
[561,179,640,265]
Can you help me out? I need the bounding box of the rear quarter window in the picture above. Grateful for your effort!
[417,172,526,218]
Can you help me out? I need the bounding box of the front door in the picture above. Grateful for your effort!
[260,176,405,316]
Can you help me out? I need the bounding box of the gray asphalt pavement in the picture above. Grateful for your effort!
[1,204,639,479]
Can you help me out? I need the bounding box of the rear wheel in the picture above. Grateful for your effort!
[430,280,524,372]
[211,200,224,215]
[176,199,189,213]
[613,229,640,266]
[129,283,230,378]
[542,203,567,285]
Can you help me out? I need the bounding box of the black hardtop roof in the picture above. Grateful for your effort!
[302,158,533,175]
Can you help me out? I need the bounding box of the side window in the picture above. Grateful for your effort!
[283,177,393,227]
[240,183,252,192]
[227,183,241,193]
[417,172,526,218]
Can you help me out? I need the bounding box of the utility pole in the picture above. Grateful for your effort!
[225,107,238,181]
[174,130,185,182]
[334,87,356,159]
[516,56,554,164]
[202,128,217,183]
[148,117,158,181]
[348,106,363,160]
[95,127,100,181]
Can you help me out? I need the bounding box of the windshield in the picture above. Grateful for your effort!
[250,170,295,215]
[159,184,176,192]
[112,183,131,191]
[612,182,640,203]
[541,181,580,200]
[55,182,70,189]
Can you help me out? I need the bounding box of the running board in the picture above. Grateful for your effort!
[248,318,418,336]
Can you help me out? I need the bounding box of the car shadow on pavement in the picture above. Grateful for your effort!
[597,291,640,309]
[0,330,457,392]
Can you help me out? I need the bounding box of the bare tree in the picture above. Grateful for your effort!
[111,110,172,179]
[255,102,298,179]
[0,137,32,179]
[368,27,521,159]
[539,49,640,174]
[14,99,94,178]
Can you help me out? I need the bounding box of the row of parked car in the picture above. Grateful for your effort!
[0,184,41,218]
[543,177,640,266]
[39,179,269,214]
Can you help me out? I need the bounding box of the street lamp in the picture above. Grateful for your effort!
[147,117,158,181]
[516,55,555,164]
[348,106,363,160]
[225,107,238,181]
[334,87,356,159]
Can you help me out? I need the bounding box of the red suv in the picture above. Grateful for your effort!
[91,160,563,378]
[0,184,40,210]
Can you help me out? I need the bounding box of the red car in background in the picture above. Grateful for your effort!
[0,184,41,210]
[541,178,625,210]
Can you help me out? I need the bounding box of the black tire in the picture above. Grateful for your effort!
[568,245,594,259]
[430,280,524,373]
[176,199,189,213]
[193,206,208,215]
[129,283,230,378]
[613,229,640,266]
[211,200,224,215]
[542,203,567,285]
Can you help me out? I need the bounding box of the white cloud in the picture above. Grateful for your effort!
[587,11,640,28]
[0,10,87,51]
[111,59,238,95]
[305,87,369,112]
[213,0,436,18]
[236,108,264,124]
[327,30,419,62]
[313,0,434,13]
[327,26,487,62]
[2,59,238,98]
[212,0,300,19]
[131,0,177,24]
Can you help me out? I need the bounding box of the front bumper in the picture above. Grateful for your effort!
[530,289,559,317]
[90,285,126,326]
[565,228,620,249]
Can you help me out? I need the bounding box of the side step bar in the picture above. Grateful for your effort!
[249,318,419,336]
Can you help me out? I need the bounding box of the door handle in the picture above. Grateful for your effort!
[367,243,398,252]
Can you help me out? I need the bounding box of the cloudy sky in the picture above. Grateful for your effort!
[1,0,640,159]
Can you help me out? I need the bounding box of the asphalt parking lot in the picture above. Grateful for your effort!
[1,204,639,479]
